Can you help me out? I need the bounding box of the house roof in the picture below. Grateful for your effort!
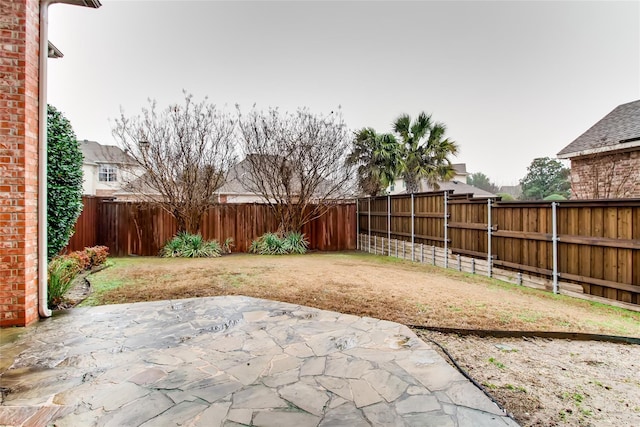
[217,158,253,194]
[80,140,135,166]
[420,180,496,198]
[452,163,467,176]
[497,184,522,197]
[557,99,640,159]
[47,41,63,59]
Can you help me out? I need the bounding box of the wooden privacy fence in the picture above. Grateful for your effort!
[357,191,640,310]
[66,197,357,256]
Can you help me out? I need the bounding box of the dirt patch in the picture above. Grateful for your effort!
[415,331,640,427]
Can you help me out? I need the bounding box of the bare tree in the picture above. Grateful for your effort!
[112,92,236,233]
[237,106,355,232]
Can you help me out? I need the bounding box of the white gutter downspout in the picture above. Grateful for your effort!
[38,0,55,318]
[38,0,101,319]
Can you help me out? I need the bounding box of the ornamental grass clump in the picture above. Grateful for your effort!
[249,232,309,255]
[48,257,81,308]
[161,232,223,258]
[48,245,111,308]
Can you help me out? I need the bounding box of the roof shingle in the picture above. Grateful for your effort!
[557,99,640,158]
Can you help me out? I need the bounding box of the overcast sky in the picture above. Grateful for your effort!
[47,0,639,185]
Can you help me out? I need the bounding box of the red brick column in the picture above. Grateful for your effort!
[0,0,41,326]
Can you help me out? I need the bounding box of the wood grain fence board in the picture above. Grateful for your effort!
[66,198,355,256]
[357,193,640,306]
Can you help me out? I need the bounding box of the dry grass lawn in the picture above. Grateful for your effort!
[83,252,640,337]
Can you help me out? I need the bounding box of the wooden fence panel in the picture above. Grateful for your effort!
[66,197,356,256]
[64,196,103,252]
[449,198,487,258]
[358,193,640,306]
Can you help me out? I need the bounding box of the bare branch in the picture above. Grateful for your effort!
[237,106,355,232]
[111,92,237,233]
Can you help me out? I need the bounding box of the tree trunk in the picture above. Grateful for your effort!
[405,175,420,194]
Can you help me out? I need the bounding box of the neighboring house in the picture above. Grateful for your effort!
[388,163,494,198]
[557,99,640,199]
[497,185,522,199]
[216,155,350,204]
[215,157,269,203]
[79,140,138,197]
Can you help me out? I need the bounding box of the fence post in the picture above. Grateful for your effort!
[432,245,436,265]
[374,235,377,255]
[356,199,360,251]
[402,240,405,260]
[457,254,461,271]
[368,198,371,253]
[444,192,449,269]
[471,258,475,274]
[552,202,559,294]
[388,195,391,257]
[421,243,424,263]
[411,193,415,262]
[395,239,398,258]
[487,198,493,278]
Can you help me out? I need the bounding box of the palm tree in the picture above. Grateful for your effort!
[347,128,400,196]
[393,112,459,194]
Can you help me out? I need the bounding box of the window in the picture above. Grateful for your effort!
[99,164,118,182]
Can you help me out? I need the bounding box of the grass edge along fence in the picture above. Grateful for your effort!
[357,191,640,311]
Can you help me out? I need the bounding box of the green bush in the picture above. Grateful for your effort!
[47,105,84,259]
[496,193,515,201]
[249,232,309,255]
[161,232,222,258]
[543,194,567,201]
[222,237,234,254]
[48,256,81,308]
[283,232,309,254]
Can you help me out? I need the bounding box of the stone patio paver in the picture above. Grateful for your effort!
[0,296,519,426]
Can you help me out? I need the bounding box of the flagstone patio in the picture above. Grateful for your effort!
[0,296,518,426]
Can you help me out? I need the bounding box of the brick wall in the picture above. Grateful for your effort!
[0,0,41,326]
[570,150,640,199]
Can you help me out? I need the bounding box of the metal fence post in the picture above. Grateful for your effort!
[487,198,492,278]
[411,193,415,262]
[374,235,377,255]
[444,192,449,269]
[421,243,424,263]
[368,198,371,253]
[552,202,559,294]
[356,199,360,251]
[388,195,391,257]
[432,245,436,265]
[471,258,475,274]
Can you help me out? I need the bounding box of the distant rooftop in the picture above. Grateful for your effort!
[79,140,134,165]
[421,179,495,198]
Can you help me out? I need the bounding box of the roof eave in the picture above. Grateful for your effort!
[557,139,640,159]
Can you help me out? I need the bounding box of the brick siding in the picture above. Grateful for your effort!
[570,150,640,199]
[0,0,41,326]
